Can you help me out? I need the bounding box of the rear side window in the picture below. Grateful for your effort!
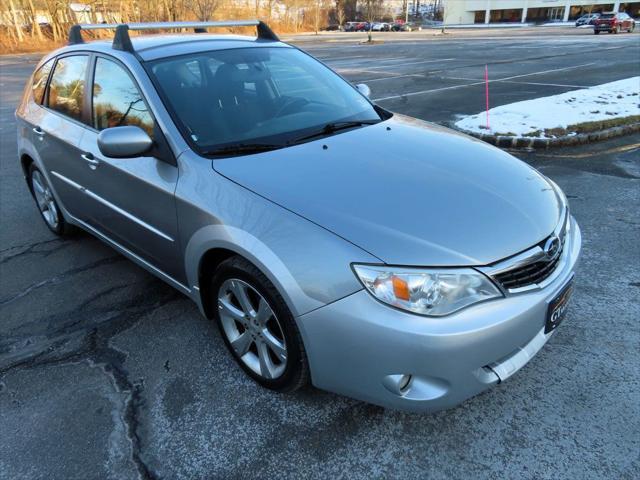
[31,59,54,104]
[48,55,89,122]
[92,57,154,137]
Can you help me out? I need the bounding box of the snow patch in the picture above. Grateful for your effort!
[455,76,640,138]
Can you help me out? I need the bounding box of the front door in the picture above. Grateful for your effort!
[36,54,92,221]
[77,56,183,282]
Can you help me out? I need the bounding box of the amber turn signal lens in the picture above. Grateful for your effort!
[392,276,410,301]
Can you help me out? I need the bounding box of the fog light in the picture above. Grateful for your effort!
[399,374,412,392]
[382,373,413,396]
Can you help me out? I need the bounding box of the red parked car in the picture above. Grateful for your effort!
[593,11,636,34]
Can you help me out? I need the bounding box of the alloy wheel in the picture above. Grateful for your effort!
[31,170,59,230]
[217,279,288,380]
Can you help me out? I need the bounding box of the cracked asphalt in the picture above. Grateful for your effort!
[1,28,639,479]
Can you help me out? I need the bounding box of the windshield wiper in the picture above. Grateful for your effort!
[202,143,284,157]
[289,120,381,145]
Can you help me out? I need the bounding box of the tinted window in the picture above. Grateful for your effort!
[31,59,54,104]
[48,55,88,121]
[92,57,154,136]
[149,47,380,152]
[600,13,614,18]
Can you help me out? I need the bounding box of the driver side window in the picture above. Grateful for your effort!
[92,57,154,137]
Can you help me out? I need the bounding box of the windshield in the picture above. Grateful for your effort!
[148,47,382,154]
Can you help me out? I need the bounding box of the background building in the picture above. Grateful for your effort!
[445,0,640,25]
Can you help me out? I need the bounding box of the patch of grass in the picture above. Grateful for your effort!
[493,131,517,136]
[500,115,640,139]
[537,115,640,138]
[523,130,542,137]
[567,115,640,134]
[543,127,567,138]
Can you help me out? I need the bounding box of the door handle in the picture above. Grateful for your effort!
[81,152,100,169]
[33,126,45,138]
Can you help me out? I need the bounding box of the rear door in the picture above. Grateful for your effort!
[77,55,183,281]
[36,54,92,220]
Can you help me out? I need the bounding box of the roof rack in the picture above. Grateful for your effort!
[68,20,279,53]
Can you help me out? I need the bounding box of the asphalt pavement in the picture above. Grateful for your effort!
[1,27,639,479]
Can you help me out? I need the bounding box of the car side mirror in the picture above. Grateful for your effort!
[356,83,371,98]
[97,126,153,158]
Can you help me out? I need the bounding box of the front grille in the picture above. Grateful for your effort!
[494,249,563,290]
[487,208,569,291]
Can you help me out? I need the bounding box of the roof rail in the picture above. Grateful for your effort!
[68,20,279,52]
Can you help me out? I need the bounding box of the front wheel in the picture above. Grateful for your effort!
[211,256,309,392]
[28,164,75,236]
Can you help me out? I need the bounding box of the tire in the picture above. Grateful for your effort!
[594,30,600,34]
[210,256,309,393]
[28,164,75,236]
[614,25,620,34]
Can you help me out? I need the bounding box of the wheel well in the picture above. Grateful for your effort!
[20,154,34,179]
[198,248,236,319]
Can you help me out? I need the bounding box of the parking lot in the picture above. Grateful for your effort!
[1,27,639,479]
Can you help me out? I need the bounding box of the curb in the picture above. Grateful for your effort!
[458,123,640,149]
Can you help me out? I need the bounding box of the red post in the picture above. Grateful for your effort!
[485,65,490,131]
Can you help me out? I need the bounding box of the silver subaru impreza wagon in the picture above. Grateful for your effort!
[15,20,581,412]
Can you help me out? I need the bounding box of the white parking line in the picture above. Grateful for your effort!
[374,82,488,101]
[336,68,402,76]
[373,63,596,101]
[314,55,368,62]
[321,56,406,63]
[364,57,456,70]
[500,80,591,88]
[361,73,426,83]
[440,76,589,88]
[493,63,597,82]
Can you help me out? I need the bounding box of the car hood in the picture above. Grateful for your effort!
[212,115,563,266]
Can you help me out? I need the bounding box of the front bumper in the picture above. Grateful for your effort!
[297,216,581,412]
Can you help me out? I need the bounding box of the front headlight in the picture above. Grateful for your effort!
[353,265,503,316]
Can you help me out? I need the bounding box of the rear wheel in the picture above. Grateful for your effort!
[28,164,74,236]
[629,24,635,33]
[211,256,309,392]
[594,30,600,34]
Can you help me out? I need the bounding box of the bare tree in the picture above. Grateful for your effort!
[265,0,279,22]
[362,0,383,42]
[8,0,25,42]
[190,0,220,21]
[335,0,345,28]
[18,0,43,40]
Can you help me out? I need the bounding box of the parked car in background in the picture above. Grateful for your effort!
[575,13,600,26]
[323,24,340,31]
[355,22,369,32]
[396,22,422,31]
[371,22,391,31]
[344,21,359,32]
[594,12,636,33]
